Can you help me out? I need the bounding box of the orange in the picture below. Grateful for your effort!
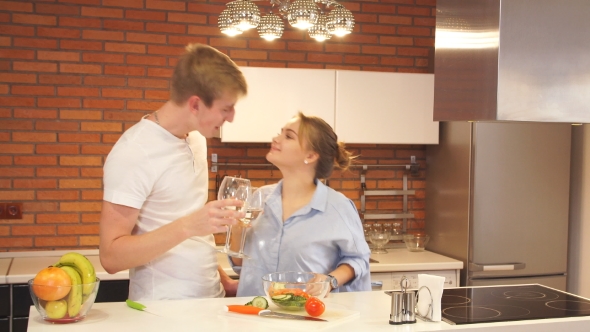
[32,267,72,301]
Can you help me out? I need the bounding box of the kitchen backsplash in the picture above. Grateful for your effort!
[0,0,434,251]
[208,140,426,245]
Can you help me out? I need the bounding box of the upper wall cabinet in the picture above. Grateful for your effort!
[220,67,336,143]
[220,67,439,144]
[335,70,439,144]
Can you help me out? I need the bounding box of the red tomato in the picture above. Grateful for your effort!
[305,297,325,317]
[32,267,72,301]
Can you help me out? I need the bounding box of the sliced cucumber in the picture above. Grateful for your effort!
[271,294,292,301]
[291,295,307,302]
[251,296,269,309]
[271,282,286,290]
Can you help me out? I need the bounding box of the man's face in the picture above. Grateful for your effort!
[194,91,238,138]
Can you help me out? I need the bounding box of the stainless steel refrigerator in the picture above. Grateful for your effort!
[425,121,571,291]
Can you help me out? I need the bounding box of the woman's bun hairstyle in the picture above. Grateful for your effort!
[296,112,357,179]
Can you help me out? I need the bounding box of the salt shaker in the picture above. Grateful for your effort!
[389,291,404,325]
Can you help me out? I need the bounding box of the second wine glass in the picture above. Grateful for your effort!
[236,187,264,258]
[217,176,251,257]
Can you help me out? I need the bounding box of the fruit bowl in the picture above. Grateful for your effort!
[29,278,100,323]
[262,271,330,311]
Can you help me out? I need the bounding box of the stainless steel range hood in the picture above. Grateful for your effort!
[433,0,590,123]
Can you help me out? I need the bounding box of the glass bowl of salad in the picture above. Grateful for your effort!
[262,271,330,311]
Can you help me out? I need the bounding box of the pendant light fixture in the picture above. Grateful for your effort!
[257,13,285,41]
[218,0,355,42]
[232,0,261,31]
[326,4,355,36]
[218,4,243,36]
[308,13,331,41]
[287,0,320,30]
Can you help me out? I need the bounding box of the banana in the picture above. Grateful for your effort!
[54,252,96,295]
[59,265,82,317]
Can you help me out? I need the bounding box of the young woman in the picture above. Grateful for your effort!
[233,112,371,296]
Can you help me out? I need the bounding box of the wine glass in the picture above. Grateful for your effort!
[217,176,251,257]
[370,223,390,254]
[236,187,264,258]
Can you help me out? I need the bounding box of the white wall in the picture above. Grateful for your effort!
[568,125,590,297]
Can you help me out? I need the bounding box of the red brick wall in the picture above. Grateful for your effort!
[0,0,435,251]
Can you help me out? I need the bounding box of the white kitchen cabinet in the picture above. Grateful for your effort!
[335,71,439,144]
[220,67,439,144]
[220,66,336,143]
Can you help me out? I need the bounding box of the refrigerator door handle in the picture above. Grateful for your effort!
[470,263,526,272]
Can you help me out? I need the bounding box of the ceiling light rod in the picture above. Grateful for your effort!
[218,0,355,42]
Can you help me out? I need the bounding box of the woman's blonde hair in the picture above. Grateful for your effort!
[296,112,356,179]
[170,44,247,107]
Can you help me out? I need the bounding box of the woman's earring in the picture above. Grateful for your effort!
[304,160,309,164]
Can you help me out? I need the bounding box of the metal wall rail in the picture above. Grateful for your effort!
[360,164,416,235]
[210,154,420,175]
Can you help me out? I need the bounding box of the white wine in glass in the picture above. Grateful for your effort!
[217,176,251,257]
[236,187,265,258]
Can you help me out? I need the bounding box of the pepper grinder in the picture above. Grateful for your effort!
[402,290,417,323]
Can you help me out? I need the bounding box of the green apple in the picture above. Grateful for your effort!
[45,299,67,319]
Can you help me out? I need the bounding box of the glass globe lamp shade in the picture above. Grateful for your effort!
[257,13,284,41]
[287,0,320,30]
[327,5,355,36]
[232,0,261,31]
[308,14,331,42]
[218,7,242,36]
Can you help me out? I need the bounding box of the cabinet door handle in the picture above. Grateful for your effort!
[371,281,383,289]
[470,263,526,272]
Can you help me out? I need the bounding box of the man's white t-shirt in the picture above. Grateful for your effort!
[103,118,223,301]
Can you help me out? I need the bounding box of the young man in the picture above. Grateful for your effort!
[99,44,247,301]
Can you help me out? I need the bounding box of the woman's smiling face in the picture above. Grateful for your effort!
[266,117,308,168]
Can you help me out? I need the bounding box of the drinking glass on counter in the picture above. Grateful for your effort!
[369,223,390,254]
[386,222,403,235]
[363,223,372,241]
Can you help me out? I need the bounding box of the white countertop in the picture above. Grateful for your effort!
[0,248,463,284]
[369,249,462,272]
[27,288,590,332]
[0,258,10,284]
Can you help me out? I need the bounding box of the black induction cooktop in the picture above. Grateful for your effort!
[441,284,590,325]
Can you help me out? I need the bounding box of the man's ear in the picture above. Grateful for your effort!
[187,95,201,115]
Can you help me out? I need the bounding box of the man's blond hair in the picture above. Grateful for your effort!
[170,44,247,107]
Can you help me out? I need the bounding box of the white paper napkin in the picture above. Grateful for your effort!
[417,274,445,322]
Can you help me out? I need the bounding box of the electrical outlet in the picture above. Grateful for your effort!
[5,202,22,219]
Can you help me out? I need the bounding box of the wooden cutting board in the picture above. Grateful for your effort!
[220,304,360,331]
